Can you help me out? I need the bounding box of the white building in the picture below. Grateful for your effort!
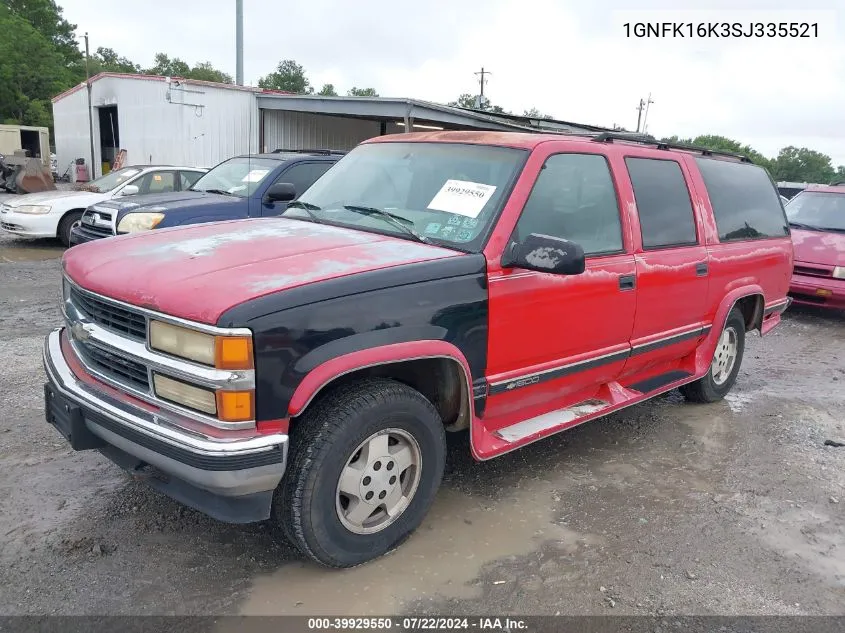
[52,72,605,179]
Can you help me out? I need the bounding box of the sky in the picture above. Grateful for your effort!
[59,0,845,166]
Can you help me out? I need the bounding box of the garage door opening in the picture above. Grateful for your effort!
[98,105,120,173]
[19,129,41,158]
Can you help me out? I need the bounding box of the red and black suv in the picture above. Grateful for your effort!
[43,131,793,567]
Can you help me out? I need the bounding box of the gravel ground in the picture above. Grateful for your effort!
[0,230,843,618]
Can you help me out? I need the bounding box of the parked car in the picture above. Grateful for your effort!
[785,183,845,310]
[0,165,206,246]
[69,150,344,245]
[44,131,792,568]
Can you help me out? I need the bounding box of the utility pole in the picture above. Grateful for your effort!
[474,67,491,108]
[84,32,96,179]
[235,0,244,85]
[635,98,645,133]
[641,93,654,134]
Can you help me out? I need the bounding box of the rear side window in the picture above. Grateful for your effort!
[695,158,789,241]
[625,158,697,249]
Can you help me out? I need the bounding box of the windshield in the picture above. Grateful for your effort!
[785,191,845,232]
[87,167,141,193]
[290,142,528,250]
[190,157,278,198]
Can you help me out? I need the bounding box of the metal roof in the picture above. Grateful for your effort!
[254,94,607,134]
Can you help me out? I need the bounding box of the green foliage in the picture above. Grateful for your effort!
[523,107,554,120]
[448,93,510,114]
[768,146,837,184]
[0,3,69,126]
[258,59,313,94]
[91,47,141,74]
[4,0,80,63]
[318,83,338,96]
[143,53,231,83]
[347,87,378,97]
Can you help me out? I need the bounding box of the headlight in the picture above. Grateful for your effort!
[153,374,217,415]
[117,212,165,233]
[14,205,51,215]
[149,320,254,370]
[834,266,845,280]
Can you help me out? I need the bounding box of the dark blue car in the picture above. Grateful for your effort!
[69,149,344,245]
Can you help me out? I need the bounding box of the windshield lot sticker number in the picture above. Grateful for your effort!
[427,180,497,218]
[424,222,442,235]
[448,215,463,226]
[242,169,269,183]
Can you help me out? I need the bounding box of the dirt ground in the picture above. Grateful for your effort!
[0,230,843,618]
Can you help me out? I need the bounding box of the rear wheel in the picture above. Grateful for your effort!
[274,378,446,568]
[57,211,83,247]
[681,308,746,403]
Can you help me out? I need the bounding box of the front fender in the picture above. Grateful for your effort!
[287,339,475,416]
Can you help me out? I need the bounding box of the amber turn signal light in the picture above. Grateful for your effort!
[214,335,254,370]
[216,389,255,423]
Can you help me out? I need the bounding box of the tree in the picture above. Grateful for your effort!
[768,146,837,184]
[4,0,80,64]
[91,47,141,74]
[347,87,378,97]
[317,83,338,96]
[523,107,554,120]
[661,134,770,169]
[258,59,312,94]
[447,93,510,113]
[146,52,191,78]
[0,3,69,127]
[188,61,233,84]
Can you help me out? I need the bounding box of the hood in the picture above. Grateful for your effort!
[97,190,239,213]
[62,218,462,324]
[5,189,102,206]
[791,228,845,267]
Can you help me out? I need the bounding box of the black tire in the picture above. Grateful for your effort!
[680,308,746,403]
[274,378,446,568]
[57,211,82,247]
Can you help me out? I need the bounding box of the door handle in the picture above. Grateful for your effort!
[618,274,636,291]
[695,262,709,277]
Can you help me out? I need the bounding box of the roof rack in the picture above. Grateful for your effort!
[271,148,346,156]
[590,132,753,163]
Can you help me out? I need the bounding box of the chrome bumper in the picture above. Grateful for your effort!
[43,328,288,501]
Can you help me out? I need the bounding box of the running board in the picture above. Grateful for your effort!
[494,399,609,443]
[627,370,692,394]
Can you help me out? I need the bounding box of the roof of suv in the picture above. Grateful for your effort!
[366,131,753,163]
[233,150,346,162]
[122,164,207,171]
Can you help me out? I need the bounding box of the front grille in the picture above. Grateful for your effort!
[794,265,832,278]
[70,286,147,341]
[74,224,112,239]
[74,341,150,391]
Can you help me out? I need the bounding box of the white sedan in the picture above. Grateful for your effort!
[0,165,206,246]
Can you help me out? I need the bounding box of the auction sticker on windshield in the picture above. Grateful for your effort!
[242,169,270,183]
[427,180,497,218]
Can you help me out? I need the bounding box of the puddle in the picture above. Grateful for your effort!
[0,243,63,262]
[239,483,590,615]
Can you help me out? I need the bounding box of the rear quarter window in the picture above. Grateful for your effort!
[694,158,789,242]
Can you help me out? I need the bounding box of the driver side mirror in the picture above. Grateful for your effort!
[119,184,139,197]
[265,182,296,203]
[501,233,585,275]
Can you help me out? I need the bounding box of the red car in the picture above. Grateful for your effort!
[786,183,845,310]
[43,132,793,567]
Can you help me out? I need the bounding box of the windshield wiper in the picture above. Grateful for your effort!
[789,221,815,230]
[196,188,234,196]
[285,200,323,223]
[342,205,430,244]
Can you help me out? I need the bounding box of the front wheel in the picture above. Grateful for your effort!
[680,308,746,403]
[57,211,83,247]
[274,378,446,568]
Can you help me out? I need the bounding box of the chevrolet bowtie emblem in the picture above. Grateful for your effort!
[70,321,91,341]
